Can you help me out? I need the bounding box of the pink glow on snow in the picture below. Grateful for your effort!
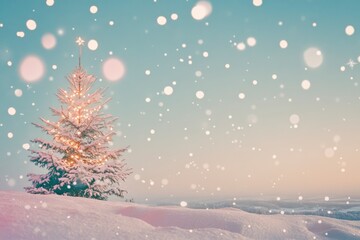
[41,33,57,49]
[1,191,360,240]
[102,58,126,81]
[19,55,45,83]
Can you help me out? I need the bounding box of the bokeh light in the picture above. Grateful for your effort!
[157,16,167,26]
[19,55,45,83]
[87,39,98,51]
[289,114,300,125]
[102,58,126,81]
[8,107,16,116]
[26,19,37,30]
[41,33,57,49]
[304,47,323,68]
[345,25,355,36]
[46,0,54,6]
[253,0,263,7]
[90,5,98,14]
[279,40,288,49]
[164,86,173,96]
[196,90,205,99]
[191,1,212,21]
[301,80,311,90]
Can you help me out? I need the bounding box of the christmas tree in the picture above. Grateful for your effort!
[25,37,131,200]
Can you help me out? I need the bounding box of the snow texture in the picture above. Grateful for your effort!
[0,191,359,240]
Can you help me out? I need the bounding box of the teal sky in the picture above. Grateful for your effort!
[1,0,360,203]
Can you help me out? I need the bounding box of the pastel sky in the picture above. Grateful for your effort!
[1,0,360,203]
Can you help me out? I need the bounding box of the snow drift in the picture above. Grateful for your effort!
[0,191,359,240]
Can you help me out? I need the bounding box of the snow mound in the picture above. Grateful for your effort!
[0,191,359,240]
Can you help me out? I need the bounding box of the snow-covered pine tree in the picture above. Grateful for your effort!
[25,37,131,200]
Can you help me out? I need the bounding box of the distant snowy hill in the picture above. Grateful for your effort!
[186,199,360,221]
[0,191,359,240]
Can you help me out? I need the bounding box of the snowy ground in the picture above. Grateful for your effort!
[0,191,359,240]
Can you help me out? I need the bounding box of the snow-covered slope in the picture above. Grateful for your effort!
[0,191,359,240]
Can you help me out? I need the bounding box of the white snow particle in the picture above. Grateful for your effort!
[8,107,16,116]
[345,25,355,36]
[26,19,37,30]
[196,90,205,99]
[180,201,188,207]
[301,80,311,90]
[145,70,151,75]
[90,5,98,14]
[164,86,173,95]
[22,143,30,150]
[8,132,14,139]
[195,71,202,77]
[238,93,246,100]
[236,42,246,51]
[279,40,288,49]
[246,37,256,47]
[46,0,54,6]
[57,28,64,36]
[157,16,167,26]
[171,13,178,21]
[88,39,98,51]
[16,31,25,38]
[191,1,212,21]
[15,89,23,97]
[252,0,263,7]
